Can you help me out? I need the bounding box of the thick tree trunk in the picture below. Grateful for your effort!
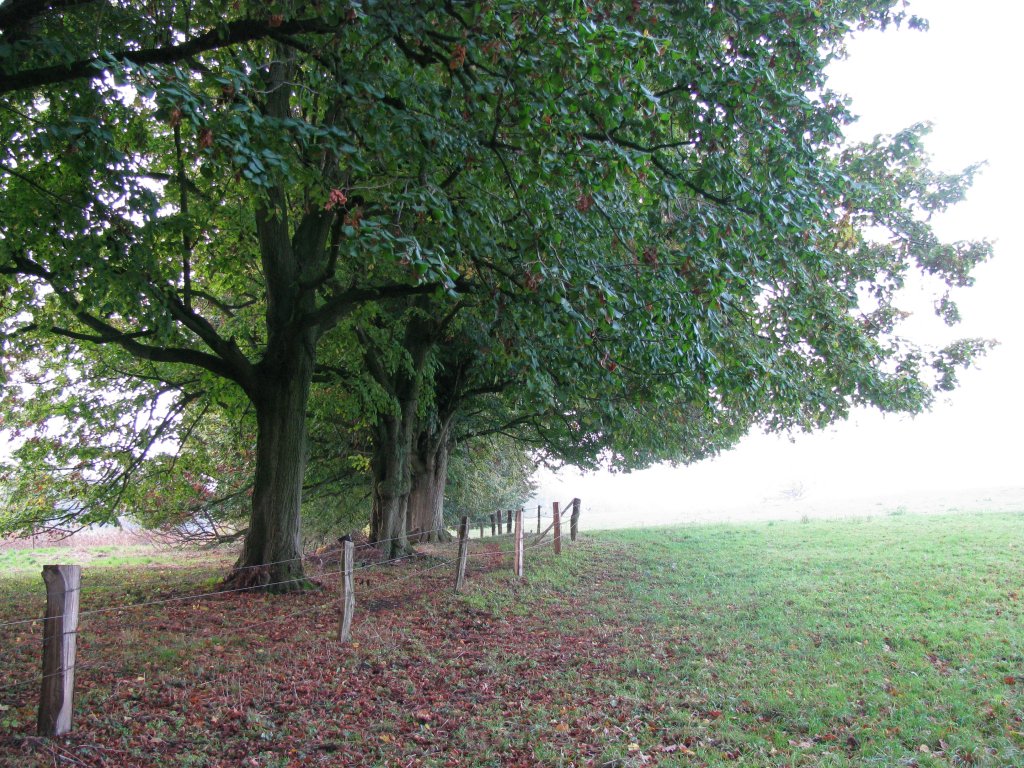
[217,56,337,592]
[225,344,314,592]
[370,413,413,559]
[407,428,452,542]
[366,323,434,558]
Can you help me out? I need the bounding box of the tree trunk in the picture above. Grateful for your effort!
[407,427,452,542]
[370,413,413,559]
[224,343,314,592]
[365,322,433,558]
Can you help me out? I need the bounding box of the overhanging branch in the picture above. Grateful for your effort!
[0,16,337,95]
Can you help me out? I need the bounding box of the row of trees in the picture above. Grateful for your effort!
[0,1,990,589]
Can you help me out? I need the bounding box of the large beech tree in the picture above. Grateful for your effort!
[1,2,992,577]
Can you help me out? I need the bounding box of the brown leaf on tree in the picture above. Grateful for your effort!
[449,44,467,70]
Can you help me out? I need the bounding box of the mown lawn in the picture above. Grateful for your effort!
[1,512,1021,766]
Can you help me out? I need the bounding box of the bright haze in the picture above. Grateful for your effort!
[535,0,1024,528]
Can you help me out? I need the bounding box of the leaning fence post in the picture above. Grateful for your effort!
[513,508,525,578]
[553,501,562,555]
[338,541,355,643]
[570,498,581,542]
[454,516,470,593]
[38,564,81,737]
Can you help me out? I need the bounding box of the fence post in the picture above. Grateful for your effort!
[513,508,524,578]
[490,512,496,537]
[537,505,541,534]
[570,498,581,542]
[37,564,80,737]
[338,541,355,643]
[454,516,470,593]
[553,501,562,555]
[506,509,512,535]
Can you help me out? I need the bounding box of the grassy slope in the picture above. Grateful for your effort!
[652,513,1024,765]
[0,512,1021,767]
[468,513,1024,766]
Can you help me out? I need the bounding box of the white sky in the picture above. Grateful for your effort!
[536,0,1024,523]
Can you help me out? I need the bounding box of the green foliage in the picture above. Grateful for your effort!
[444,434,538,525]
[0,0,993,547]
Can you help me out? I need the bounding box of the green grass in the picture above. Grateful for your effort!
[0,544,210,573]
[622,513,1024,765]
[465,513,1024,766]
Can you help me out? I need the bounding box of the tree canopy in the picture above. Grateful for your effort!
[0,1,992,584]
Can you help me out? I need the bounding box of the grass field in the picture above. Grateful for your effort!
[1,512,1021,766]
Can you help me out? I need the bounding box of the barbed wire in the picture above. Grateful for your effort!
[351,523,455,550]
[0,628,99,696]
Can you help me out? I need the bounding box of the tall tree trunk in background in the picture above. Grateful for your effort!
[370,411,413,559]
[365,321,433,558]
[407,423,453,542]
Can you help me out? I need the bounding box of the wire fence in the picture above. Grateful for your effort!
[0,499,583,733]
[0,504,579,629]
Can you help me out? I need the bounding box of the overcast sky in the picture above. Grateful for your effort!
[536,0,1023,521]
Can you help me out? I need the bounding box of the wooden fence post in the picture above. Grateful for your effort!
[37,564,80,737]
[454,516,470,593]
[570,498,581,542]
[537,505,541,534]
[338,540,355,643]
[553,501,562,555]
[513,508,524,579]
[490,512,497,537]
[506,509,512,535]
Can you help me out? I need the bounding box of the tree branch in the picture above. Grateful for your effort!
[4,254,255,393]
[0,16,337,95]
[306,279,468,335]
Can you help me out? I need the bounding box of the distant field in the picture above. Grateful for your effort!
[1,512,1022,766]
[569,484,1024,531]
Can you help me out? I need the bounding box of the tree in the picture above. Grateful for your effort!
[0,1,991,582]
[444,434,538,526]
[1,2,467,588]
